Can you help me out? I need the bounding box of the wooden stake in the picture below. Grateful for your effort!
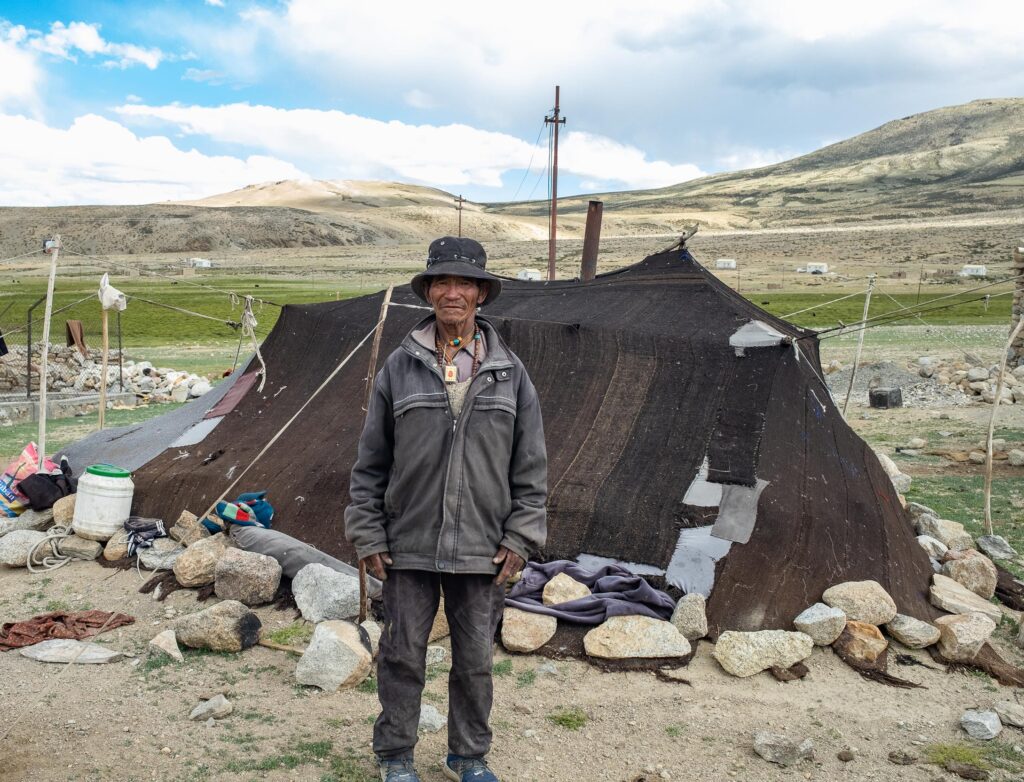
[98,308,109,430]
[36,235,60,469]
[984,315,1024,535]
[358,284,394,623]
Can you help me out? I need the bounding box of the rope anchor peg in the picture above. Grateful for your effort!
[241,295,267,393]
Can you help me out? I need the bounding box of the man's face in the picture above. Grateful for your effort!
[428,276,488,328]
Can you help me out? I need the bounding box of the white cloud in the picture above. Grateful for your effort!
[561,132,705,189]
[183,67,225,84]
[117,102,537,187]
[0,113,306,206]
[205,0,225,6]
[27,21,163,69]
[0,24,42,111]
[116,102,706,191]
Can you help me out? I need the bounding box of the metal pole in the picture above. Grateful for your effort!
[841,274,876,416]
[36,236,60,468]
[545,86,566,281]
[98,308,109,430]
[580,200,603,281]
[454,195,466,237]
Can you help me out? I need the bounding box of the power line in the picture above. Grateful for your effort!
[510,120,549,202]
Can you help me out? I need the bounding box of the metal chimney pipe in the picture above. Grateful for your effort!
[580,200,603,281]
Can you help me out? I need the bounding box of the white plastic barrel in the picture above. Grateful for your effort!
[71,464,134,541]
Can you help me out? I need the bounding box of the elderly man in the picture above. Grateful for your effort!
[345,236,548,782]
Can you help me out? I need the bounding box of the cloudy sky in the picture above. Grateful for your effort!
[2,0,1023,206]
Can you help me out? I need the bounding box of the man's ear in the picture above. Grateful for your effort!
[477,282,490,305]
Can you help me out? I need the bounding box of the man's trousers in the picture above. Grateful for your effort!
[373,569,505,760]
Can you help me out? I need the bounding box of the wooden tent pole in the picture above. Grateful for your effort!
[98,308,109,430]
[984,315,1024,535]
[842,274,876,416]
[358,284,394,623]
[36,236,60,469]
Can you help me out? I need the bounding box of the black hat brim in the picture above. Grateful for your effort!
[410,261,502,305]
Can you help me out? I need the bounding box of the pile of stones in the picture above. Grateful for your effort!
[0,344,212,402]
[918,357,1024,405]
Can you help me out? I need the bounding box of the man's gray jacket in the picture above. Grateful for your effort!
[345,316,548,574]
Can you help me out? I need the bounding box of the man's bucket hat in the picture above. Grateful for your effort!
[410,236,502,305]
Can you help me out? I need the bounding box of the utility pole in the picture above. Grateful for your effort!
[545,85,566,281]
[454,195,466,237]
[37,235,61,468]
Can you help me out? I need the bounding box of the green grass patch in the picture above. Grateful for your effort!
[516,669,536,688]
[320,750,376,782]
[924,740,1024,773]
[265,621,314,647]
[356,677,378,694]
[665,725,683,738]
[137,655,175,676]
[223,740,333,773]
[425,664,449,682]
[546,707,587,730]
[492,659,514,677]
[44,599,71,612]
[750,291,1011,329]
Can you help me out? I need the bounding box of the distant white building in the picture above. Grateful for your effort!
[188,257,213,269]
[516,268,542,281]
[959,264,987,278]
[715,258,737,270]
[806,262,830,275]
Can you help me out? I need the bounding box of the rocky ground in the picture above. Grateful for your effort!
[4,555,1024,782]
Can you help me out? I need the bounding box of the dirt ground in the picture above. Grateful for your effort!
[3,556,1024,782]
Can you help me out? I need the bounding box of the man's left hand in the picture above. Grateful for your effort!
[492,546,524,586]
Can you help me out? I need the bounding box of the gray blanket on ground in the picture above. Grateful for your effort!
[505,560,675,624]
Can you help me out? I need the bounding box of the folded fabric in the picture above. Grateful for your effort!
[505,560,676,625]
[208,491,274,533]
[0,610,135,651]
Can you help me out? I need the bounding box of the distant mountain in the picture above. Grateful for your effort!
[510,97,1024,229]
[1,98,1021,255]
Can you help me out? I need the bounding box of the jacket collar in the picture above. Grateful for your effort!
[401,314,513,372]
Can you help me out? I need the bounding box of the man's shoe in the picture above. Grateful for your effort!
[443,754,499,782]
[378,758,422,782]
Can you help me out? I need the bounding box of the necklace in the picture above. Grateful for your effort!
[436,328,481,383]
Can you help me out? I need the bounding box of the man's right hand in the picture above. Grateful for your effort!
[362,552,393,580]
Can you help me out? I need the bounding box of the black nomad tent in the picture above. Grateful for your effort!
[69,245,937,637]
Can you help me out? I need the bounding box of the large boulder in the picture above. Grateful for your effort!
[916,516,974,552]
[905,502,937,521]
[214,548,282,606]
[138,538,184,571]
[793,603,846,646]
[148,629,184,662]
[583,616,691,659]
[941,550,998,599]
[501,607,557,653]
[0,508,53,535]
[916,535,948,559]
[885,614,940,649]
[752,732,814,767]
[670,593,708,641]
[976,535,1018,561]
[174,600,261,652]
[833,621,887,665]
[821,580,897,625]
[56,534,101,561]
[169,510,209,547]
[542,573,591,605]
[103,529,130,561]
[995,701,1024,729]
[712,630,813,678]
[929,575,1001,622]
[0,529,48,567]
[961,710,1001,741]
[294,621,372,691]
[292,563,361,622]
[934,613,996,662]
[173,533,230,588]
[52,495,75,526]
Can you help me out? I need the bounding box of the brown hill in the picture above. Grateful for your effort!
[1,98,1021,256]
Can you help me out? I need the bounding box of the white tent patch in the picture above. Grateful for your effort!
[665,525,732,596]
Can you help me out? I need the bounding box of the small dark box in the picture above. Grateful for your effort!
[869,387,902,408]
